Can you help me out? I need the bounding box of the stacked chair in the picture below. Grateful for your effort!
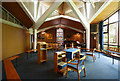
[47,42,62,51]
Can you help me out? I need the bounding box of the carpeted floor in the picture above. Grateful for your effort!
[2,50,120,81]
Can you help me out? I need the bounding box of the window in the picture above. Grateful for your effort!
[103,33,108,44]
[57,28,64,44]
[1,6,24,27]
[103,26,107,32]
[0,6,2,18]
[109,23,118,45]
[103,10,119,49]
[118,22,120,47]
[109,45,118,48]
[9,14,14,23]
[103,45,108,50]
[103,19,108,25]
[2,8,7,20]
[109,12,118,23]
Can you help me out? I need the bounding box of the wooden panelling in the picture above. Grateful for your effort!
[2,2,33,28]
[38,28,83,43]
[37,29,56,42]
[2,23,30,59]
[38,18,85,31]
[39,18,61,30]
[61,18,85,30]
[64,29,83,43]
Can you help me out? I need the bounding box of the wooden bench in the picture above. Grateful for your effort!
[104,47,120,57]
[104,47,120,64]
[26,49,38,59]
[111,53,120,64]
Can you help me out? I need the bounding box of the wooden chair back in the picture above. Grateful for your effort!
[118,48,120,53]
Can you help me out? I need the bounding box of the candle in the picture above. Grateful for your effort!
[65,44,67,50]
[72,43,74,48]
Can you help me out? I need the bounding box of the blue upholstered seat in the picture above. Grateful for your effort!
[66,55,86,80]
[68,63,84,70]
[111,51,118,54]
[117,53,120,55]
[104,50,110,52]
[105,50,120,55]
[86,52,93,55]
[70,60,83,65]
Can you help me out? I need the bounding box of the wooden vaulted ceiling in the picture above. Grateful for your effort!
[38,18,85,31]
[2,2,33,28]
[91,2,120,24]
[2,1,120,30]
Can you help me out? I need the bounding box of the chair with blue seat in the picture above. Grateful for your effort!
[85,49,96,62]
[66,54,86,81]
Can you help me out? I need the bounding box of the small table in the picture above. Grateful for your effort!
[65,48,80,60]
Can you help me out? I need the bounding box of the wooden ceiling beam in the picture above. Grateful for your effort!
[89,0,95,8]
[35,0,64,29]
[66,0,90,49]
[66,0,89,29]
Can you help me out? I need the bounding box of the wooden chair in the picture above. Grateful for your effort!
[52,43,56,50]
[118,48,120,53]
[46,43,52,50]
[49,42,53,50]
[66,54,86,81]
[85,49,96,62]
[58,43,62,50]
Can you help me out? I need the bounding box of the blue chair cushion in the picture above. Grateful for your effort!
[111,51,118,54]
[86,52,93,55]
[105,51,120,55]
[104,50,110,52]
[70,60,83,65]
[58,63,67,70]
[68,63,84,71]
[117,53,120,55]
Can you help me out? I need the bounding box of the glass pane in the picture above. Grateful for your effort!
[109,12,118,23]
[103,26,107,32]
[103,33,108,44]
[118,10,120,20]
[15,19,20,24]
[57,28,63,33]
[109,23,118,45]
[109,45,118,48]
[57,28,64,43]
[9,14,14,23]
[2,8,7,20]
[0,6,2,18]
[103,19,108,25]
[119,22,120,46]
[103,45,108,50]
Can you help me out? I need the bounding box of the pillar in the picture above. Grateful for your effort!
[86,26,90,49]
[33,28,37,50]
